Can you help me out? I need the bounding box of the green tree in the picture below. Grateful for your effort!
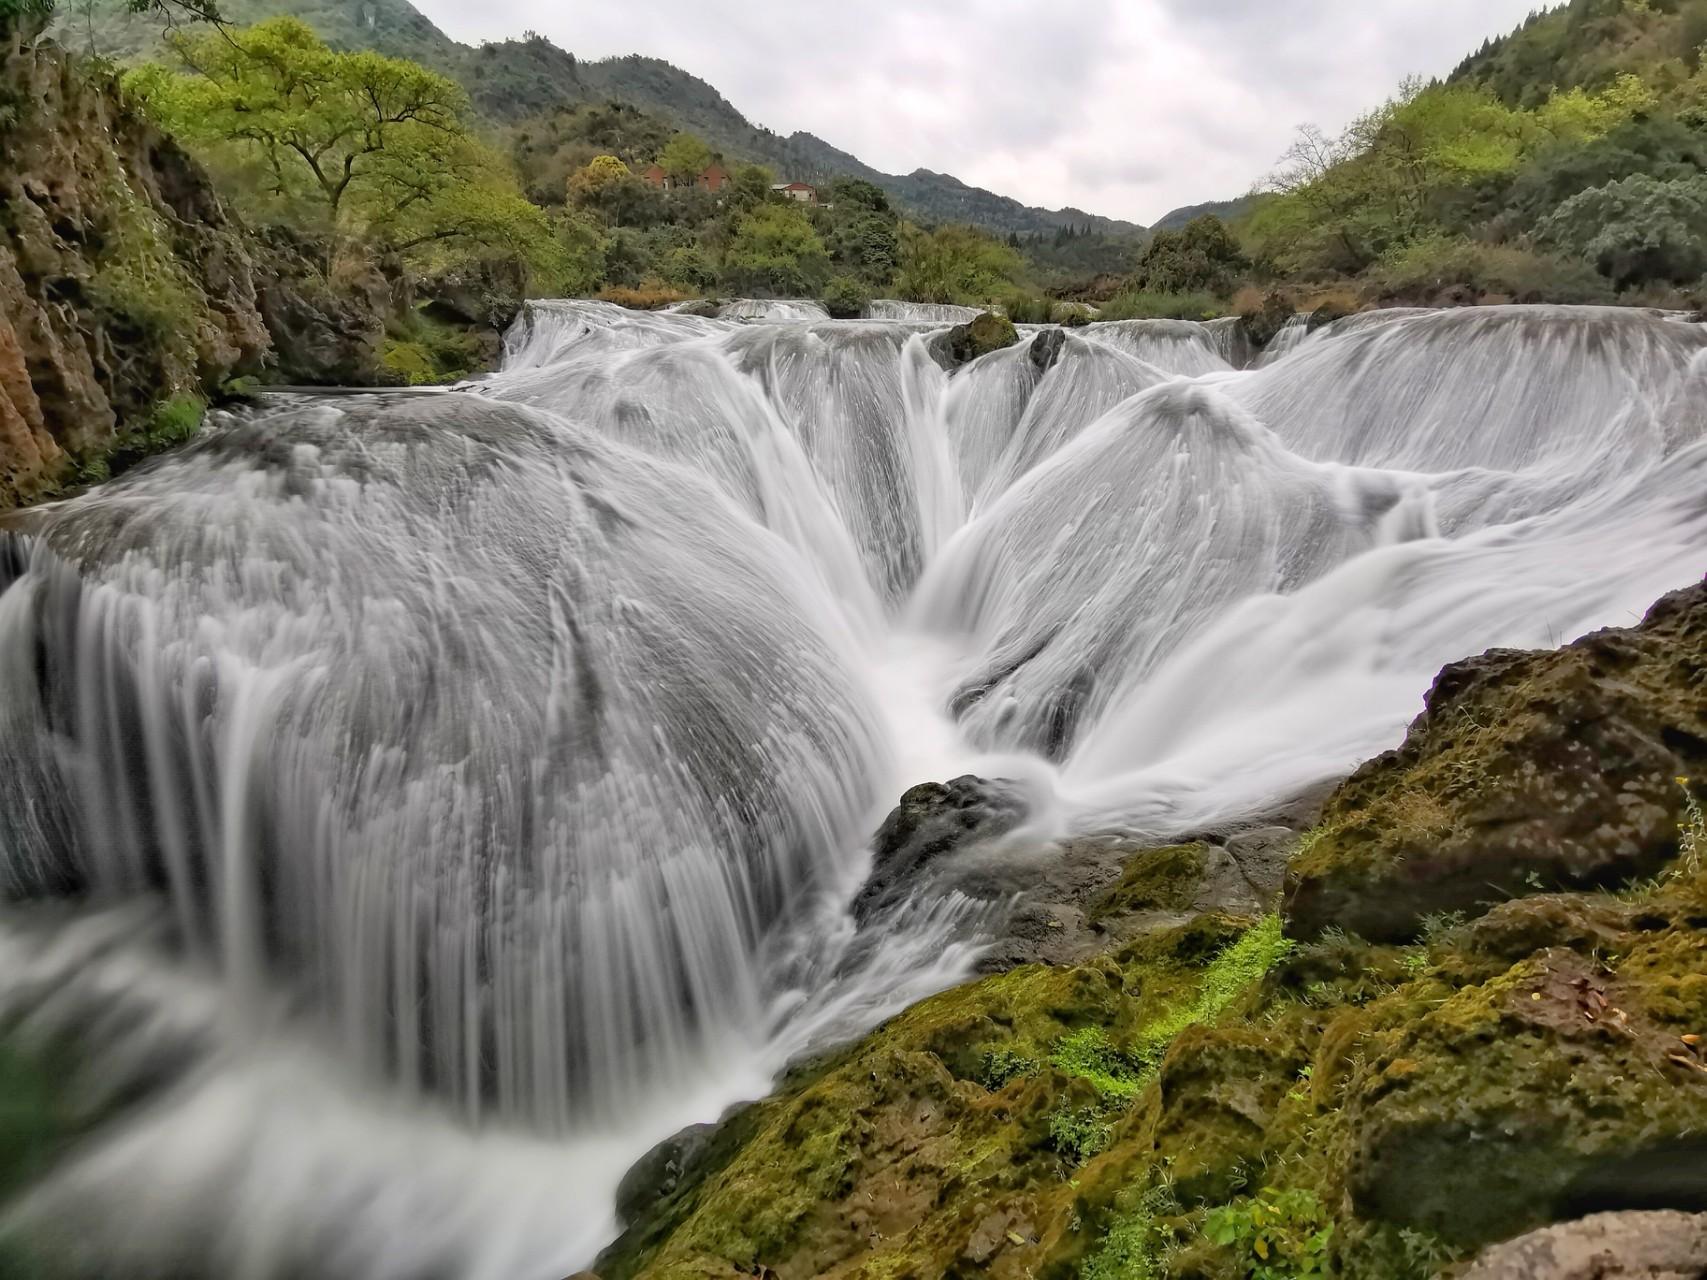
[130,19,469,223]
[568,154,633,203]
[1535,171,1707,285]
[722,202,831,296]
[1131,214,1248,294]
[128,18,563,281]
[566,153,666,227]
[1253,81,1528,271]
[894,223,1025,304]
[657,132,713,183]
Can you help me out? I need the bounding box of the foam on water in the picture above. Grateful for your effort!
[0,300,1703,1277]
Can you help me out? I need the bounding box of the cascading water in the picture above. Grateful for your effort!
[0,298,1703,1278]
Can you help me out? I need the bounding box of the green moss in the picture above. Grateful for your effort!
[380,339,439,386]
[381,309,491,386]
[86,190,206,380]
[1089,843,1207,922]
[69,393,206,489]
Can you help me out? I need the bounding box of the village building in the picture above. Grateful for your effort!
[771,181,818,204]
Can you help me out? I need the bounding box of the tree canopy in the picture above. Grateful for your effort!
[126,17,565,284]
[894,224,1025,304]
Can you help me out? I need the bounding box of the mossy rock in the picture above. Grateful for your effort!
[1285,579,1707,942]
[1088,843,1208,922]
[929,312,1019,371]
[1340,943,1707,1248]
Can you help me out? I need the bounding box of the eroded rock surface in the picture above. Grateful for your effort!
[1460,1210,1707,1280]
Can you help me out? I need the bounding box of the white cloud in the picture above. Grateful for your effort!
[413,0,1546,224]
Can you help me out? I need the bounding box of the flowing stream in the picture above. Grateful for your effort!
[1,300,1704,1277]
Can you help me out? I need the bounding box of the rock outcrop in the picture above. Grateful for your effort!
[608,577,1707,1280]
[1285,578,1707,942]
[928,310,1018,370]
[0,39,268,506]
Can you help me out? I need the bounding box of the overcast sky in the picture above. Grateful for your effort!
[415,0,1547,225]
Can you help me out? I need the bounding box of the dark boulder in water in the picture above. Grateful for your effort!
[928,311,1019,371]
[852,775,1028,922]
[1028,326,1068,373]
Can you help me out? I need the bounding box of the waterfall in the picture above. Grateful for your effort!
[0,300,1703,1278]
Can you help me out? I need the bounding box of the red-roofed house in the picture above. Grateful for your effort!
[772,181,818,204]
[697,163,731,193]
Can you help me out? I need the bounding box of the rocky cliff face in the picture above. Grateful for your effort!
[0,38,268,506]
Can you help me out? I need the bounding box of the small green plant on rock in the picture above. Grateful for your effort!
[1083,1181,1181,1280]
[1204,1187,1333,1280]
[1048,1103,1115,1164]
[1678,777,1704,876]
[976,1047,1037,1090]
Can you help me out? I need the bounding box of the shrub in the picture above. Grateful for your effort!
[1204,1187,1333,1279]
[1535,173,1707,287]
[821,274,870,318]
[659,245,717,293]
[996,291,1053,323]
[1131,214,1249,294]
[596,282,695,310]
[1098,290,1226,321]
[1366,233,1613,303]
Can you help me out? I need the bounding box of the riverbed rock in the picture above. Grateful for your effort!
[1284,578,1707,942]
[1459,1211,1707,1279]
[852,776,1028,922]
[928,311,1018,371]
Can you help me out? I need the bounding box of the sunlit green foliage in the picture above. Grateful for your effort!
[126,17,567,286]
[894,222,1025,304]
[722,201,830,296]
[656,131,713,182]
[1204,1187,1334,1280]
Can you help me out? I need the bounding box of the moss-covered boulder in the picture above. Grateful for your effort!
[1285,578,1707,942]
[929,311,1018,371]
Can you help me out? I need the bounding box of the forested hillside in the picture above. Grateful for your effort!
[60,0,1141,239]
[1085,0,1707,324]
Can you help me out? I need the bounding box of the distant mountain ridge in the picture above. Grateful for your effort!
[68,0,1143,238]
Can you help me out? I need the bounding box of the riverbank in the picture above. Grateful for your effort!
[603,577,1707,1280]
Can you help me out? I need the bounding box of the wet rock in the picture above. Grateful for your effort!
[1306,300,1353,331]
[419,256,526,333]
[1284,578,1707,942]
[852,776,1028,922]
[928,311,1018,371]
[1237,291,1296,348]
[1028,326,1068,372]
[1460,1210,1707,1279]
[615,1122,720,1227]
[672,298,722,318]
